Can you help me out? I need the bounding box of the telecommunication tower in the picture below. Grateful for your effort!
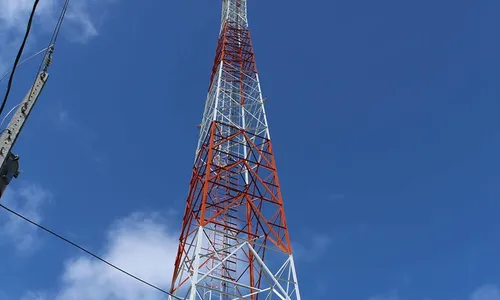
[169,0,301,299]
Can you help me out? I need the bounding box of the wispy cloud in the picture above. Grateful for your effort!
[64,1,99,43]
[0,0,55,28]
[0,0,115,74]
[0,184,51,252]
[49,212,178,300]
[294,233,333,262]
[470,285,500,300]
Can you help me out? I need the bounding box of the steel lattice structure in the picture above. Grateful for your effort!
[169,1,301,299]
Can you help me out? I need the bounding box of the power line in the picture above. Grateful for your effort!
[0,203,183,300]
[0,0,40,117]
[0,47,49,83]
[1,0,71,121]
[48,0,71,49]
[24,0,72,114]
[0,1,180,298]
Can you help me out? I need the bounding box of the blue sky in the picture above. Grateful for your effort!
[0,0,499,299]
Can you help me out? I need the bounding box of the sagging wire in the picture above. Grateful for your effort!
[0,203,183,299]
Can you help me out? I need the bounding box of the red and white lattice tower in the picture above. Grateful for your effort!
[169,1,301,299]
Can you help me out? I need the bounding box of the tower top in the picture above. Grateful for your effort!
[220,0,248,31]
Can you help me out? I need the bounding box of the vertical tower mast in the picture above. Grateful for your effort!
[170,1,301,299]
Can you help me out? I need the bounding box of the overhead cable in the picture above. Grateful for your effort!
[0,203,183,300]
[0,47,49,83]
[1,0,71,120]
[0,0,41,117]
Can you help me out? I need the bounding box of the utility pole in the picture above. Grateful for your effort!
[169,1,301,299]
[0,47,53,198]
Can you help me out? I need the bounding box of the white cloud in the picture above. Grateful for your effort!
[0,0,56,28]
[0,0,115,74]
[64,1,99,43]
[0,184,51,252]
[53,212,179,300]
[470,285,500,300]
